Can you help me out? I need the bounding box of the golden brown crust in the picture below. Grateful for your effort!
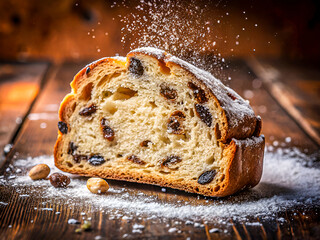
[59,94,75,122]
[71,57,126,93]
[54,48,265,197]
[217,136,265,196]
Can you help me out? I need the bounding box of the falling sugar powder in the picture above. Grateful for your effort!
[1,148,319,222]
[118,0,228,76]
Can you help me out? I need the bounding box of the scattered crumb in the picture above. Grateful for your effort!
[68,219,80,224]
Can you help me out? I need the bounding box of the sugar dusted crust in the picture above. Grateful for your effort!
[54,47,265,197]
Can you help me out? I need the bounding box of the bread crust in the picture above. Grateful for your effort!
[54,48,265,197]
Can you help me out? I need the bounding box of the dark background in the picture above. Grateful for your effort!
[0,0,319,63]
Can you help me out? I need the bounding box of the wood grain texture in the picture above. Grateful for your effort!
[247,57,320,146]
[226,60,319,152]
[0,60,319,240]
[0,62,48,165]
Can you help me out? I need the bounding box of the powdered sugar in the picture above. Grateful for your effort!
[233,135,263,148]
[1,148,319,222]
[130,47,165,60]
[118,0,228,76]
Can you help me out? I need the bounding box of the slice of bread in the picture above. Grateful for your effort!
[54,47,264,197]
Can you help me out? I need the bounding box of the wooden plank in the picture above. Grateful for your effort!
[247,57,320,146]
[225,60,318,152]
[0,62,48,166]
[0,60,319,239]
[2,62,68,157]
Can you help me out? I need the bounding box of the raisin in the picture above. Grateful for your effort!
[67,142,88,163]
[167,111,186,134]
[167,118,181,134]
[129,57,144,77]
[161,155,182,169]
[88,155,106,166]
[68,142,78,155]
[73,154,88,163]
[86,67,90,74]
[140,140,152,147]
[127,155,146,165]
[160,83,177,100]
[188,82,208,103]
[49,173,71,188]
[198,170,217,185]
[195,104,212,127]
[227,92,237,101]
[100,118,115,141]
[79,104,97,116]
[58,121,68,134]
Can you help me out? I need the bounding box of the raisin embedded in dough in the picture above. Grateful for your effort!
[160,83,177,100]
[79,104,97,116]
[195,104,212,127]
[127,155,146,165]
[88,155,106,166]
[73,154,88,163]
[198,170,217,185]
[188,82,208,103]
[140,140,152,147]
[161,155,182,170]
[167,111,186,134]
[58,121,68,134]
[68,141,78,155]
[86,67,91,75]
[100,118,115,141]
[129,57,144,77]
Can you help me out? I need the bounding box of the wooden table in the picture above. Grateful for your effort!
[0,59,319,239]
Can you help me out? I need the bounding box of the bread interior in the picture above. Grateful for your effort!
[59,55,227,190]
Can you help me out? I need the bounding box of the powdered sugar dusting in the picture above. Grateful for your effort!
[130,47,166,60]
[129,47,255,128]
[1,148,319,222]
